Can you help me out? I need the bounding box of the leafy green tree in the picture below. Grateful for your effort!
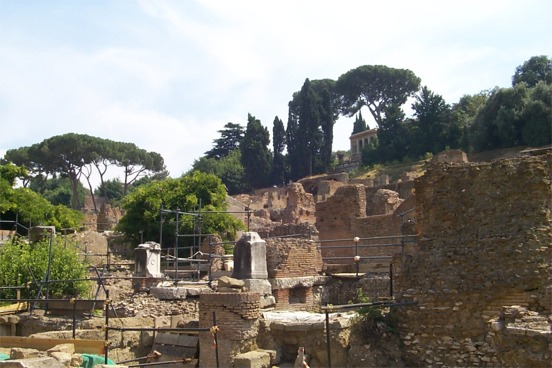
[376,105,408,162]
[4,134,166,210]
[287,79,340,179]
[271,116,287,186]
[470,85,528,151]
[115,143,166,196]
[287,79,324,179]
[297,79,322,177]
[520,81,552,146]
[352,110,368,134]
[240,114,272,189]
[117,171,244,247]
[336,65,421,128]
[361,136,379,166]
[311,79,340,173]
[0,164,83,231]
[29,176,85,208]
[0,237,91,299]
[95,178,125,203]
[451,91,489,150]
[512,55,552,87]
[31,134,96,209]
[204,123,245,159]
[192,149,250,195]
[286,108,300,180]
[410,86,454,155]
[0,163,27,187]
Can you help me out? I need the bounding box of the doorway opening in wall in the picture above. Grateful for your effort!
[289,287,307,304]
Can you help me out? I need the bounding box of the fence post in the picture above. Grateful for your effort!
[325,306,332,368]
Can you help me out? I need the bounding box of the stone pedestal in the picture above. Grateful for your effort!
[134,242,163,278]
[232,232,268,279]
[134,242,163,291]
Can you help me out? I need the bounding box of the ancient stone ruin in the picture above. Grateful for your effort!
[1,150,550,367]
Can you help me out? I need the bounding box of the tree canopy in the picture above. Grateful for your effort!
[512,55,552,87]
[191,149,250,195]
[286,78,339,180]
[4,134,166,210]
[0,163,83,231]
[352,110,368,134]
[204,122,245,159]
[271,116,286,186]
[240,114,272,189]
[117,170,244,247]
[336,65,421,128]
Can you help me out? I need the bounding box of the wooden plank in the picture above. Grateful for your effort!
[0,336,105,354]
[0,302,28,316]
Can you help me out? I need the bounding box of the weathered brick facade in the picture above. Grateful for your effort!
[272,287,315,311]
[265,237,325,312]
[395,155,552,367]
[198,292,261,368]
[265,238,323,279]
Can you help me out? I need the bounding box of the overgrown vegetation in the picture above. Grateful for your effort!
[0,236,91,299]
[351,287,398,339]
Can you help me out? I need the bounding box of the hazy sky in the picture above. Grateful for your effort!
[1,0,551,182]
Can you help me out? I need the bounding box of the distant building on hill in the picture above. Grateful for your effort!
[350,128,377,163]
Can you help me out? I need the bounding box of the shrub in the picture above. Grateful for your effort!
[0,236,91,299]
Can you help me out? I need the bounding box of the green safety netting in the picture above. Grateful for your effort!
[80,354,116,367]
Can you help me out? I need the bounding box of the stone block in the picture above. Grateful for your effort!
[134,242,163,278]
[260,296,276,308]
[258,349,281,365]
[46,343,75,355]
[9,348,42,360]
[149,287,187,300]
[218,276,245,289]
[243,279,272,295]
[233,350,271,368]
[232,232,268,279]
[70,354,83,367]
[47,352,72,366]
[0,357,64,368]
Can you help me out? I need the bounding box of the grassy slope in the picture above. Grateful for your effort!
[350,146,529,182]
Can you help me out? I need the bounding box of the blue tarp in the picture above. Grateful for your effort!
[0,353,9,361]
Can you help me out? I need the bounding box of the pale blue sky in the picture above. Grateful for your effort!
[1,0,551,182]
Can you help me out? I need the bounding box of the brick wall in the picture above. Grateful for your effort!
[273,287,315,311]
[265,238,323,278]
[316,184,367,249]
[394,155,552,367]
[199,292,261,368]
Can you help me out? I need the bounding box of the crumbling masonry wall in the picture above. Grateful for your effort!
[265,238,323,278]
[395,155,552,367]
[265,238,326,311]
[199,292,261,368]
